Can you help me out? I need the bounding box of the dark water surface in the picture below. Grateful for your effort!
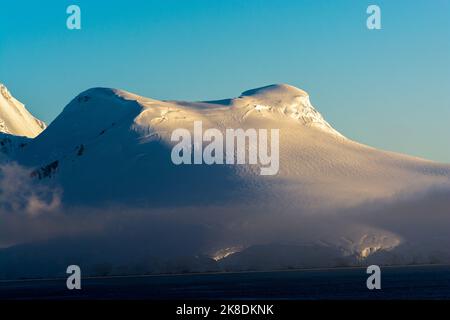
[1,265,449,300]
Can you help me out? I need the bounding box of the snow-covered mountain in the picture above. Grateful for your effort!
[0,83,46,138]
[18,84,450,206]
[1,84,449,279]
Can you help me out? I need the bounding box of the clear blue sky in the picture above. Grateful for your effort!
[1,0,449,162]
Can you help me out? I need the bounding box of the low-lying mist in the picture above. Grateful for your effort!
[1,162,450,279]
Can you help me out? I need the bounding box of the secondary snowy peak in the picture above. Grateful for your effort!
[26,87,143,160]
[0,83,46,138]
[241,83,309,98]
[237,84,343,137]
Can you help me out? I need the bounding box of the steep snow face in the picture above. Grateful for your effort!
[22,87,143,164]
[0,83,46,138]
[237,84,343,137]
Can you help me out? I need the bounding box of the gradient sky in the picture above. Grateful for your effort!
[1,0,449,162]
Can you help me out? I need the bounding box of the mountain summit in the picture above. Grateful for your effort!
[0,83,46,138]
[238,84,343,137]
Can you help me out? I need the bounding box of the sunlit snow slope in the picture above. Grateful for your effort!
[21,84,450,207]
[0,83,46,138]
